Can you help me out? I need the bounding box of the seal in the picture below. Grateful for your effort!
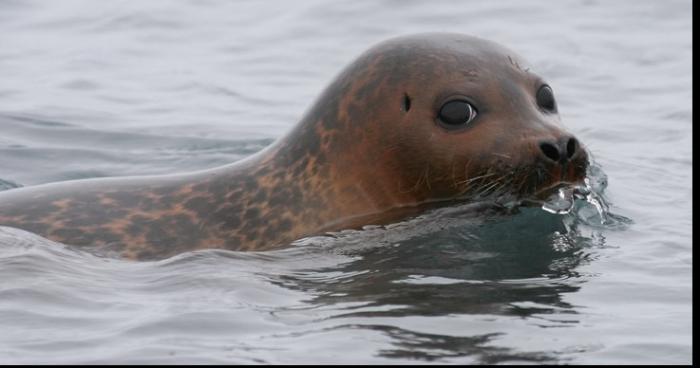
[0,33,589,260]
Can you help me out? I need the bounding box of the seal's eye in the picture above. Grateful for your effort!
[536,85,556,112]
[438,100,477,127]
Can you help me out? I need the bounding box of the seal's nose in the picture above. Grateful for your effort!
[539,136,579,164]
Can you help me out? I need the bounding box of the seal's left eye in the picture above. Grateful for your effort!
[438,100,477,127]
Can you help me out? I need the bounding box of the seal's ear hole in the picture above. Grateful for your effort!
[402,94,411,112]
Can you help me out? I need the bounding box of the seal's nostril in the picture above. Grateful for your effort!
[539,142,560,162]
[566,137,578,159]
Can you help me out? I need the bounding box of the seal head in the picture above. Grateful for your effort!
[280,33,589,210]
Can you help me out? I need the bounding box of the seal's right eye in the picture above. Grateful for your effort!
[438,100,477,127]
[536,85,556,112]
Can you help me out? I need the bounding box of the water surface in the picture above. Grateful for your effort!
[0,0,692,364]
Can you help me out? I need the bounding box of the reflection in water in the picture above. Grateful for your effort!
[373,327,559,364]
[303,324,555,364]
[264,198,614,363]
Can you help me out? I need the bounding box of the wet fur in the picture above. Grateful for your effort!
[0,33,588,260]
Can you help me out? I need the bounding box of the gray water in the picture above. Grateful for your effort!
[0,0,692,364]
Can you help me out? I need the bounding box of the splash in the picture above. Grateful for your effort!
[540,182,608,220]
[540,163,629,227]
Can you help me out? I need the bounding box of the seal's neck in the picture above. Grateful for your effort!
[197,118,413,250]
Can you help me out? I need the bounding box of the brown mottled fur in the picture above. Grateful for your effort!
[0,33,588,260]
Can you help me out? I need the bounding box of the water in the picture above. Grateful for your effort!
[0,0,692,364]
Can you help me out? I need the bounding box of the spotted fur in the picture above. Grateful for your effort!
[0,33,589,260]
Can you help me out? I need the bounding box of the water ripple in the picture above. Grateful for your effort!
[0,0,691,364]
